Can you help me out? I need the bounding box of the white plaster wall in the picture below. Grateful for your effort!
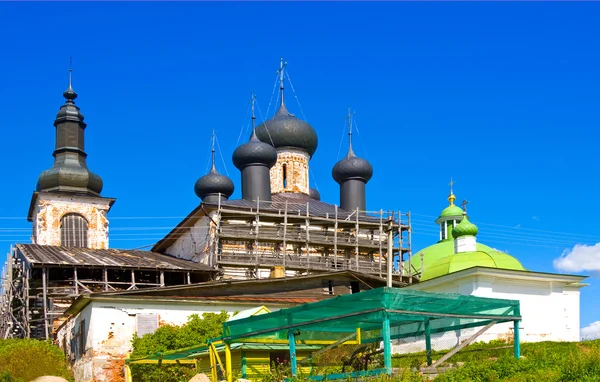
[55,305,94,382]
[166,213,217,265]
[62,299,286,382]
[392,274,582,354]
[32,193,111,249]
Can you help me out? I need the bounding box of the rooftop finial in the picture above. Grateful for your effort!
[276,57,287,106]
[68,57,73,90]
[250,91,259,140]
[448,178,456,205]
[460,199,469,214]
[63,56,78,102]
[345,108,355,157]
[210,129,217,173]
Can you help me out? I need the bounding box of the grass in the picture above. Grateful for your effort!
[262,340,600,381]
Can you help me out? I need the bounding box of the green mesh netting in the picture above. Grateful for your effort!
[223,287,520,343]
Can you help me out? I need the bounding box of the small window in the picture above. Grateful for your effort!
[282,164,288,189]
[78,319,86,358]
[440,223,446,240]
[350,281,360,294]
[60,213,88,248]
[136,313,158,336]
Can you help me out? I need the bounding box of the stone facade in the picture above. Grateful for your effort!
[31,193,112,249]
[270,149,309,194]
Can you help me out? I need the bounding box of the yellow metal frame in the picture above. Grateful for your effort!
[125,327,363,382]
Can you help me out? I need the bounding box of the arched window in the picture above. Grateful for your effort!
[60,213,88,248]
[282,164,288,189]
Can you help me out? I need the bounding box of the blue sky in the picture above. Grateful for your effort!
[1,2,599,329]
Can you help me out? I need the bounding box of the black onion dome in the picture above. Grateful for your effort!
[36,167,104,195]
[255,103,318,157]
[332,147,373,184]
[194,166,234,200]
[232,131,278,169]
[309,188,321,201]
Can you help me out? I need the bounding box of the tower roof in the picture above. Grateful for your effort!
[254,59,318,157]
[332,110,373,184]
[36,65,103,196]
[195,133,234,201]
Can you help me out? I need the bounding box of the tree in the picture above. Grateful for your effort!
[130,312,229,382]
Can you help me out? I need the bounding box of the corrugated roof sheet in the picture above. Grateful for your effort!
[16,244,214,271]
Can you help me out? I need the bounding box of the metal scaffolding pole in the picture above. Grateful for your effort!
[387,212,394,288]
[378,210,383,278]
[283,201,288,273]
[334,205,338,270]
[408,211,413,284]
[355,207,359,271]
[42,267,49,340]
[305,202,310,273]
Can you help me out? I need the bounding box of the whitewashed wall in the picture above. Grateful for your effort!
[57,299,287,382]
[165,214,216,265]
[392,271,583,354]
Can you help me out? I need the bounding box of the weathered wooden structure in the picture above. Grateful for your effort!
[0,244,214,340]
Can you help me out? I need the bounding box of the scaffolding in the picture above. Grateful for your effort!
[0,245,214,340]
[213,199,415,283]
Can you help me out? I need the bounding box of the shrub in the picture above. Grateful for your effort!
[0,339,72,381]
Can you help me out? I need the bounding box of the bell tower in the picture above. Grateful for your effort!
[27,65,115,249]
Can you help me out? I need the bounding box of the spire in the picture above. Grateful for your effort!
[63,57,78,102]
[276,57,287,106]
[250,91,259,140]
[448,177,456,205]
[345,108,355,157]
[210,129,217,173]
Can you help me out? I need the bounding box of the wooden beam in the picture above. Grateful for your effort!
[299,331,357,363]
[74,267,79,295]
[42,267,49,340]
[103,268,109,292]
[425,320,498,371]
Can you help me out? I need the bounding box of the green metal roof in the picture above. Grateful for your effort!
[421,251,526,281]
[412,240,526,275]
[439,204,463,218]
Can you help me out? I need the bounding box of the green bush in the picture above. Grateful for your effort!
[0,339,72,381]
[130,312,229,382]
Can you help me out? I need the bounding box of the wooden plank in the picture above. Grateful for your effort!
[424,320,498,371]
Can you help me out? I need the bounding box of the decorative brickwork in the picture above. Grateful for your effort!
[31,193,112,249]
[270,149,310,194]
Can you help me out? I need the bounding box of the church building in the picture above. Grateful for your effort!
[392,187,587,353]
[0,59,587,381]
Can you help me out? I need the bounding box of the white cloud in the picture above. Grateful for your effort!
[581,321,600,340]
[532,216,540,221]
[553,242,600,275]
[515,224,521,229]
